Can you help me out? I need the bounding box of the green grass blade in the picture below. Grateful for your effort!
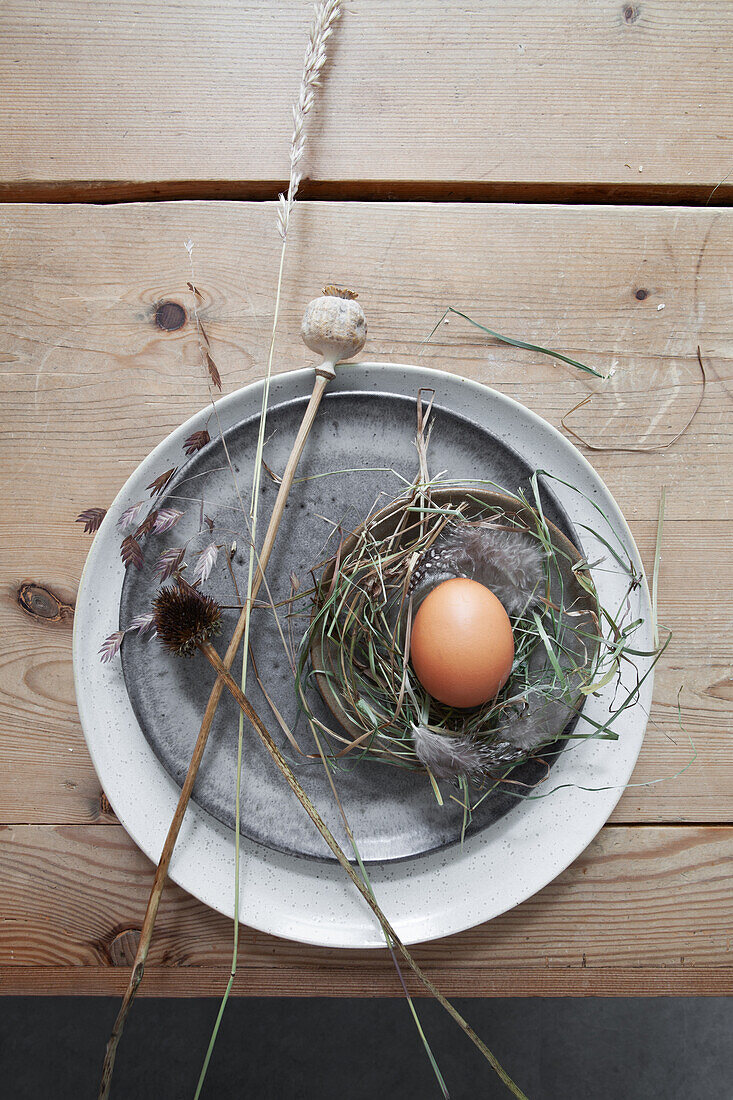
[652,486,666,649]
[424,306,605,378]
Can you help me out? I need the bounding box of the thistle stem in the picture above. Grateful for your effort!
[199,640,528,1100]
[98,691,219,1098]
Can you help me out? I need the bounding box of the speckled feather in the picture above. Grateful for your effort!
[411,725,525,779]
[410,522,545,617]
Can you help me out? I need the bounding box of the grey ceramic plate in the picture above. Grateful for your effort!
[76,363,653,946]
[120,387,586,863]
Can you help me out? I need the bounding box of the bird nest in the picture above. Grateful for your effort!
[297,478,617,803]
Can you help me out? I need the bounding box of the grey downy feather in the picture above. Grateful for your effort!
[411,726,530,778]
[411,702,572,781]
[410,725,504,780]
[410,521,545,617]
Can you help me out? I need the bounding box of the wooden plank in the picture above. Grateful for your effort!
[0,2,731,197]
[3,967,732,998]
[0,201,729,522]
[1,522,730,824]
[1,201,731,827]
[0,824,731,995]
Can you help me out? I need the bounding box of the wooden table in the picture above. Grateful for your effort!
[1,1,731,1000]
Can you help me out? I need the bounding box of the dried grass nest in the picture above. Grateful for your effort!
[296,476,639,811]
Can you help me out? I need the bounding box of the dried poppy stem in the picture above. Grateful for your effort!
[99,294,366,1098]
[104,584,524,1099]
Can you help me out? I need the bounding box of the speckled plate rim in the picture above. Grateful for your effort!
[73,362,654,949]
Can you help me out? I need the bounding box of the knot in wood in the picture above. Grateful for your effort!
[107,927,142,967]
[155,300,187,331]
[17,582,74,623]
[99,791,115,818]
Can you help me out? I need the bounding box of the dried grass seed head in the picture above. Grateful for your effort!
[276,0,343,240]
[153,585,222,657]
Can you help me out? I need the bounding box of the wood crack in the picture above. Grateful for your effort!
[0,179,731,207]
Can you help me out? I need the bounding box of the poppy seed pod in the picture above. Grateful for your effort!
[301,286,366,372]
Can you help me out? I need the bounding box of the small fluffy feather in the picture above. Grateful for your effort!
[411,725,529,779]
[411,725,493,779]
[410,522,545,617]
[412,695,578,781]
[493,696,575,753]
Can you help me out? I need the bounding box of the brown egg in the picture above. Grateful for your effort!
[409,577,514,708]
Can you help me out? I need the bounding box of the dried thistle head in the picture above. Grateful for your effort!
[152,584,222,657]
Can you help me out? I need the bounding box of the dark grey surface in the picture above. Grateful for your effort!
[120,390,581,862]
[2,997,731,1099]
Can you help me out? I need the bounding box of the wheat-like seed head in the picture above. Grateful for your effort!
[277,0,343,240]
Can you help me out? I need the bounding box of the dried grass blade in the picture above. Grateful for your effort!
[561,347,707,453]
[203,646,526,1100]
[652,486,666,649]
[195,5,344,1095]
[423,306,604,378]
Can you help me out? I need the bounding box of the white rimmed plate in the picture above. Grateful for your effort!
[73,363,653,948]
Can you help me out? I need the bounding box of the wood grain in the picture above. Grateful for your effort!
[1,199,731,995]
[5,967,732,998]
[0,824,731,995]
[1,201,731,829]
[0,2,731,197]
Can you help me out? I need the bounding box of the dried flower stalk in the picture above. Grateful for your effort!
[202,639,526,1100]
[128,584,526,1100]
[195,5,344,1093]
